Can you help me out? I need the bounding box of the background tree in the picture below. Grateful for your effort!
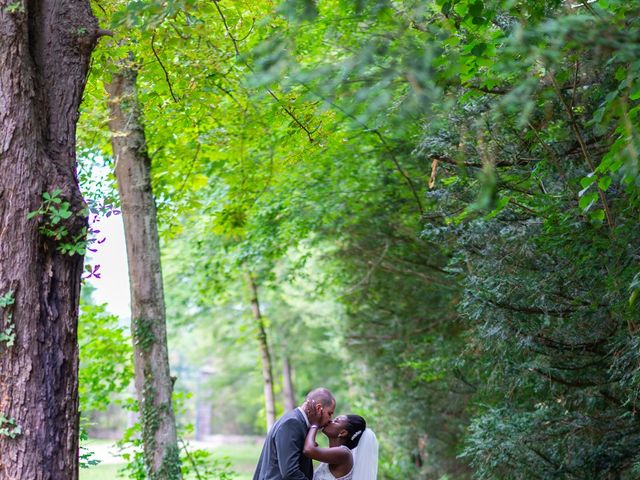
[107,64,182,478]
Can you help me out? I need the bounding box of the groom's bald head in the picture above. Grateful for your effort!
[305,387,335,408]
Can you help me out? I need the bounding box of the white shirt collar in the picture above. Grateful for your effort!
[298,406,310,427]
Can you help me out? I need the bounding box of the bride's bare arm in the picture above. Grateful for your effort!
[303,426,352,465]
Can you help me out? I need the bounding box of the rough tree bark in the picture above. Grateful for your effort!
[282,355,296,411]
[0,1,99,478]
[106,66,182,479]
[246,271,277,430]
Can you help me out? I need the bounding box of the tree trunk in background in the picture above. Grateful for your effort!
[0,1,98,477]
[282,355,296,411]
[194,401,212,441]
[106,67,182,479]
[246,271,277,430]
[194,367,213,441]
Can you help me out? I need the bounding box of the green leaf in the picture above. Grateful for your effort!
[485,196,510,219]
[470,42,487,56]
[590,208,605,221]
[597,176,612,191]
[578,191,598,211]
[580,174,596,189]
[469,0,485,23]
[454,2,469,16]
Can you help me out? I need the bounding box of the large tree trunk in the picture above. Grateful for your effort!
[246,271,277,430]
[0,1,98,477]
[282,355,296,411]
[106,67,182,479]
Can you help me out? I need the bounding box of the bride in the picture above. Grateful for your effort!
[303,414,378,480]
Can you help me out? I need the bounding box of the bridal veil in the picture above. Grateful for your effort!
[352,428,378,479]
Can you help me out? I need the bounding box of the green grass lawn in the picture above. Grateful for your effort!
[81,462,121,480]
[80,439,262,480]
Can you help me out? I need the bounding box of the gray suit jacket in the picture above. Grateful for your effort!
[253,408,313,480]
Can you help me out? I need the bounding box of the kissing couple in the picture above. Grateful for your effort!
[253,387,378,480]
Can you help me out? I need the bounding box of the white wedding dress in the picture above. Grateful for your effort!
[313,458,354,480]
[312,429,378,480]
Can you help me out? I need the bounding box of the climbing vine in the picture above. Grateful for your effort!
[133,317,155,352]
[0,415,21,439]
[27,189,89,256]
[0,291,16,349]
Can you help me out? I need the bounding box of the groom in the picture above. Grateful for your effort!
[253,387,336,480]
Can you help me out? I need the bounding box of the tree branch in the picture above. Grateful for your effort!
[211,0,317,142]
[549,72,614,229]
[150,32,179,103]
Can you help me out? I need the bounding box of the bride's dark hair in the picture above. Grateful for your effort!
[344,415,367,449]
